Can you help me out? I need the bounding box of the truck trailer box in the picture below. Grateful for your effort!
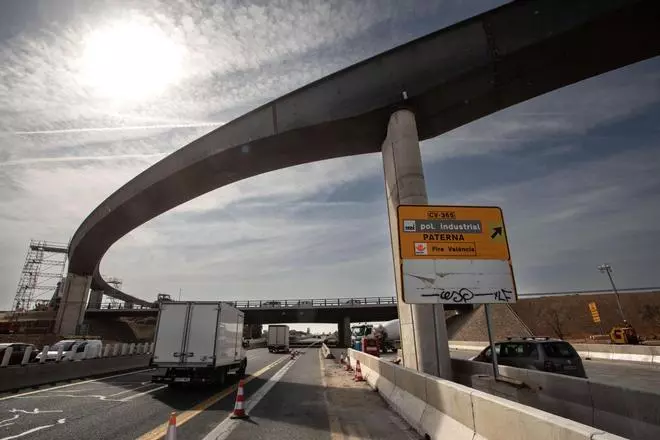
[151,302,247,385]
[267,324,290,353]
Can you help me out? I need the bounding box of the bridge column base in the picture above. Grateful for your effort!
[87,289,103,310]
[54,273,92,336]
[337,316,351,348]
[382,109,451,379]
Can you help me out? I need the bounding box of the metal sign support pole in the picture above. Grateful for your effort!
[484,304,499,378]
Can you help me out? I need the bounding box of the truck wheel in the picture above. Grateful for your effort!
[237,360,247,377]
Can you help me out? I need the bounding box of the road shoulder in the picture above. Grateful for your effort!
[319,351,420,440]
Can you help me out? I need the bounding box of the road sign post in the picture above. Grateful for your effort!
[484,303,499,378]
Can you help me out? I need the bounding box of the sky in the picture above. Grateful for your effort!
[1,0,660,331]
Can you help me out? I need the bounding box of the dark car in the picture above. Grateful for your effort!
[0,343,38,365]
[472,337,587,378]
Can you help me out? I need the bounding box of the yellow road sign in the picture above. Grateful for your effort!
[397,205,516,305]
[588,302,601,323]
[398,205,510,260]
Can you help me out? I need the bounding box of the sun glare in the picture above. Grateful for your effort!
[80,18,183,101]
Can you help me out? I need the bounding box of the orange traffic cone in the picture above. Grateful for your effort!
[165,412,177,440]
[230,380,249,419]
[354,360,365,382]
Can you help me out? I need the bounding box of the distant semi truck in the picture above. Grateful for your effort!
[150,301,247,386]
[351,319,401,353]
[267,324,290,353]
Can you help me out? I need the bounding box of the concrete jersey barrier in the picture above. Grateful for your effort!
[451,358,660,440]
[0,354,151,393]
[0,342,155,393]
[347,349,624,440]
[448,341,660,366]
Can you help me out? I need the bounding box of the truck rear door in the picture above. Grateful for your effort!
[153,303,189,364]
[184,303,220,366]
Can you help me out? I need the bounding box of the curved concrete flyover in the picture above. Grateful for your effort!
[69,0,660,300]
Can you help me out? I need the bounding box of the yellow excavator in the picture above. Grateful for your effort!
[609,321,639,344]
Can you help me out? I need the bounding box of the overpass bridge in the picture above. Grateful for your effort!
[84,296,471,345]
[85,296,470,323]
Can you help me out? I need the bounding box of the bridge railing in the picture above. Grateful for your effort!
[91,302,157,310]
[90,296,398,310]
[225,296,397,308]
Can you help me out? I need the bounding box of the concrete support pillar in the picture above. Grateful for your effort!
[87,289,103,310]
[53,273,92,336]
[382,109,452,379]
[124,302,134,310]
[337,316,351,348]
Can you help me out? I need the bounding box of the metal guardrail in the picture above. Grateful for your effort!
[227,296,397,308]
[90,296,398,311]
[90,302,158,310]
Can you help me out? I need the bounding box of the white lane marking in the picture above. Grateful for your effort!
[107,383,155,397]
[0,369,153,401]
[15,394,122,402]
[0,418,65,440]
[14,382,165,403]
[0,415,19,428]
[8,409,62,415]
[119,385,167,402]
[201,358,297,440]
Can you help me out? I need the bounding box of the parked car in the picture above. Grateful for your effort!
[35,339,102,362]
[261,300,282,307]
[472,337,587,378]
[0,343,38,365]
[344,299,362,305]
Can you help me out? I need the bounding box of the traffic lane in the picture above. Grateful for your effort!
[220,348,331,440]
[0,349,282,440]
[136,352,292,440]
[449,349,660,392]
[577,357,660,392]
[170,352,299,439]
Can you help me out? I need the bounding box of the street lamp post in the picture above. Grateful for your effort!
[597,264,626,322]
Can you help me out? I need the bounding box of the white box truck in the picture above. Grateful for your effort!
[267,324,290,353]
[151,302,247,386]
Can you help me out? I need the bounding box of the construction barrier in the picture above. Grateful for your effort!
[166,412,177,440]
[362,337,379,357]
[231,379,249,419]
[348,349,629,440]
[0,354,152,393]
[321,343,335,359]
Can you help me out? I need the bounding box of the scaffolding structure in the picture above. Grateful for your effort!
[12,240,68,313]
[104,277,124,307]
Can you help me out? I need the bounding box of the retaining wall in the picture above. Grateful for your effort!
[347,349,623,440]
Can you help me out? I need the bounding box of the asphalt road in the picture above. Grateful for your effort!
[0,346,417,440]
[449,348,660,392]
[0,348,290,440]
